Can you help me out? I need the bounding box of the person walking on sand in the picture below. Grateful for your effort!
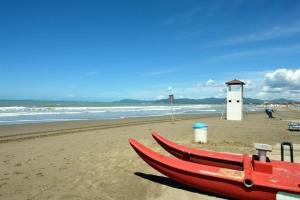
[266,108,274,118]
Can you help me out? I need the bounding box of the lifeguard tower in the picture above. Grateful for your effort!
[226,79,245,121]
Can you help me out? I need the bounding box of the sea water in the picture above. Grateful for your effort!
[0,101,262,125]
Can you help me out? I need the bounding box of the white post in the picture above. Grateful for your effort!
[168,87,174,122]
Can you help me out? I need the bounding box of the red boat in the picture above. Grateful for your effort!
[129,135,300,200]
[152,131,244,170]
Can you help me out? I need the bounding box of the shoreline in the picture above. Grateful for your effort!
[0,103,263,126]
[0,113,223,143]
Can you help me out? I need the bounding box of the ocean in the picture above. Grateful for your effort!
[0,100,262,125]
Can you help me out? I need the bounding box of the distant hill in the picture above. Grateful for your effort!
[153,98,226,104]
[268,98,297,104]
[0,98,298,107]
[244,98,264,104]
[154,97,266,104]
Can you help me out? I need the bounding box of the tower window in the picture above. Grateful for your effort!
[228,100,232,103]
[237,100,240,103]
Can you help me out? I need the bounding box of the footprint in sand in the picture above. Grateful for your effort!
[36,172,44,177]
[2,160,9,164]
[58,167,67,170]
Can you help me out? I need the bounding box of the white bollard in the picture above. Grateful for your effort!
[258,150,267,162]
[193,123,208,143]
[254,143,272,162]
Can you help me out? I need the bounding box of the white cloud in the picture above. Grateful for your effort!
[243,80,255,91]
[168,70,300,100]
[168,86,173,91]
[219,87,227,93]
[195,79,218,88]
[259,68,300,100]
[172,80,227,98]
[115,69,299,101]
[65,94,75,98]
[205,79,215,86]
[264,68,300,89]
[156,95,165,100]
[262,86,284,93]
[141,69,179,77]
[212,21,300,46]
[193,82,204,87]
[209,44,300,60]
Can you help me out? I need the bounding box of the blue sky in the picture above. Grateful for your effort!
[0,0,300,101]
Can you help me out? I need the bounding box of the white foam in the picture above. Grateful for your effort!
[0,105,213,117]
[190,109,217,112]
[0,104,225,125]
[0,118,88,124]
[0,106,27,111]
[0,111,81,117]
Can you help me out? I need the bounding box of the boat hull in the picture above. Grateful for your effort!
[129,138,283,200]
[152,131,243,170]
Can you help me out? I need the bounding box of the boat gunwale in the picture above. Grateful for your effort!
[152,131,244,169]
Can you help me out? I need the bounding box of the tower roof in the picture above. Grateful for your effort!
[226,79,245,85]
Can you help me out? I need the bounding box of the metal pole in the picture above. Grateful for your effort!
[281,141,294,162]
[169,94,174,122]
[168,87,174,122]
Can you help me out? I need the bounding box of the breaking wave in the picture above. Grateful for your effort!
[0,104,260,125]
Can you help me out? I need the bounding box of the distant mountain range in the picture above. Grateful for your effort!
[0,98,298,107]
[115,98,299,105]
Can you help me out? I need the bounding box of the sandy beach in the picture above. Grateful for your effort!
[1,110,300,200]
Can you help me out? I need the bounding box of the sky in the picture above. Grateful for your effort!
[0,0,300,101]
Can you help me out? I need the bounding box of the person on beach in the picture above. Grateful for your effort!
[265,108,274,118]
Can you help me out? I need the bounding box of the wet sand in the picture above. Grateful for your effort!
[0,110,300,200]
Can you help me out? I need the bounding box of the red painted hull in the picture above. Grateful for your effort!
[129,138,300,200]
[152,131,243,170]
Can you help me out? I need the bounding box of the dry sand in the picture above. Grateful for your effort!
[0,110,300,200]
